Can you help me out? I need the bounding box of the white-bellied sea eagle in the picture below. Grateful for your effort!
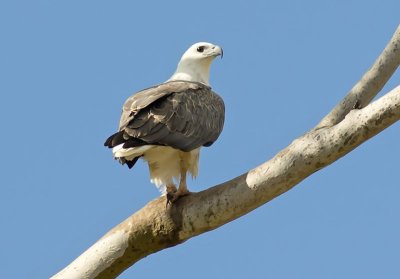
[104,42,224,203]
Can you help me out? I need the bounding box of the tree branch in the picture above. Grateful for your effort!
[52,25,400,279]
[315,24,400,129]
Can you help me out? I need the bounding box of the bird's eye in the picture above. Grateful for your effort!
[196,46,205,53]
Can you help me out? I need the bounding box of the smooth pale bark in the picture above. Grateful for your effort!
[52,25,400,279]
[316,25,400,129]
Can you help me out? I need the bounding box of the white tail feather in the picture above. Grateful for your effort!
[112,144,154,159]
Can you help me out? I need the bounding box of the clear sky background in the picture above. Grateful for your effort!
[1,1,399,278]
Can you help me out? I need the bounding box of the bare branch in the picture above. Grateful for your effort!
[52,86,400,279]
[315,25,400,129]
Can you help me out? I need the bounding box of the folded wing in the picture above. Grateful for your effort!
[104,81,225,165]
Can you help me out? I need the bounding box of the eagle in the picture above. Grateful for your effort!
[104,42,225,203]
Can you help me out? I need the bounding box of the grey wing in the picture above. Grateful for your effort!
[123,85,225,152]
[118,81,204,130]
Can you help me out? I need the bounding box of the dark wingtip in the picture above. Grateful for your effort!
[203,141,214,147]
[125,157,139,169]
[104,135,113,147]
[122,138,148,149]
[104,131,126,148]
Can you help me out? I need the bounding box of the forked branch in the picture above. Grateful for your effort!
[316,25,400,129]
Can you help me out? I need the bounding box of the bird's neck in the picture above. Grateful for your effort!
[168,58,212,85]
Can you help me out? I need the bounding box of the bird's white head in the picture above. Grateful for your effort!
[168,42,223,86]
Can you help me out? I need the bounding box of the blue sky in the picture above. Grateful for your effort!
[1,1,399,278]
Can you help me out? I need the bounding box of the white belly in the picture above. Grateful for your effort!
[113,144,200,194]
[144,146,200,193]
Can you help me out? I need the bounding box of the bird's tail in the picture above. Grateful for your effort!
[104,131,152,169]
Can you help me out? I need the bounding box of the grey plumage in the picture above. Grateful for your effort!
[104,80,225,167]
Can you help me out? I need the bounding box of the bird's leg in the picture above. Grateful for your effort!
[177,170,189,196]
[167,154,191,204]
[176,153,191,198]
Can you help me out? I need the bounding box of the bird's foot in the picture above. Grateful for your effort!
[166,184,177,206]
[166,188,191,206]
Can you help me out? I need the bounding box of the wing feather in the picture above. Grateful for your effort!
[105,80,225,153]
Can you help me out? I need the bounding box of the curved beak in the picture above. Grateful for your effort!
[208,45,223,59]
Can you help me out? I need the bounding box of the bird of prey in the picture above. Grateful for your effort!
[104,42,225,203]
